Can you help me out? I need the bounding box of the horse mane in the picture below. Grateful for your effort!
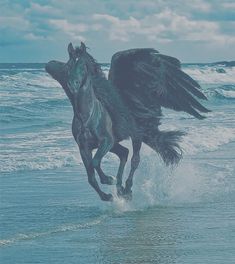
[80,50,136,140]
[75,46,105,78]
[86,54,104,76]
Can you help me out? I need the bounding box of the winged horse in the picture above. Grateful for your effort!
[45,42,210,201]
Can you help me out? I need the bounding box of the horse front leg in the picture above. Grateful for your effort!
[123,140,142,200]
[79,141,113,202]
[92,135,114,175]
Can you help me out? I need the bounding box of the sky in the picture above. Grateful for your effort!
[0,0,234,63]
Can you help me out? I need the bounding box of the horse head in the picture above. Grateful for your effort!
[66,42,104,97]
[66,42,92,94]
[45,42,102,108]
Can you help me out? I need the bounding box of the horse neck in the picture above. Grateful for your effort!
[74,76,100,124]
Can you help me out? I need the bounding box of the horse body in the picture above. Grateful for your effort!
[67,46,139,201]
[46,42,210,201]
[46,43,135,201]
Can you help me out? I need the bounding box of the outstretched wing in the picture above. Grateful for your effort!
[108,48,210,119]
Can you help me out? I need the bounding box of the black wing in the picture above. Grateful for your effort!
[108,48,210,119]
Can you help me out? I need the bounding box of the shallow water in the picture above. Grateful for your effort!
[0,63,235,263]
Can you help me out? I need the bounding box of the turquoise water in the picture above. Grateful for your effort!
[0,63,235,263]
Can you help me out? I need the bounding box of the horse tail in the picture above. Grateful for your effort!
[143,130,185,166]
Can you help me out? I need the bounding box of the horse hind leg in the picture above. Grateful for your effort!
[95,143,129,188]
[123,140,142,200]
[89,138,132,198]
[95,165,116,185]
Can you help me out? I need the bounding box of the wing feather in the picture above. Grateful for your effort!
[108,48,210,120]
[168,67,207,99]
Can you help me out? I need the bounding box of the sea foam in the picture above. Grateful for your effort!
[183,65,235,84]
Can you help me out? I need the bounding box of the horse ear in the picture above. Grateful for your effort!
[68,43,76,59]
[80,42,86,52]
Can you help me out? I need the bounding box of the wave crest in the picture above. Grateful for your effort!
[183,65,235,84]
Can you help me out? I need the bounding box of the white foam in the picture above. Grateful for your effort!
[216,89,235,99]
[1,71,60,90]
[181,126,235,154]
[183,66,235,84]
[101,67,109,79]
[0,129,120,173]
[0,71,65,108]
[0,67,44,71]
[0,215,107,247]
[0,130,81,173]
[112,195,134,212]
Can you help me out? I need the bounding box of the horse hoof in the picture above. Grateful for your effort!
[101,193,113,202]
[101,176,116,185]
[117,185,125,197]
[123,189,132,201]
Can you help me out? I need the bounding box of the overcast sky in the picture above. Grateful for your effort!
[0,0,234,63]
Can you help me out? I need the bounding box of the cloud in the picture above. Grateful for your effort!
[92,9,235,44]
[26,2,61,18]
[49,19,88,33]
[49,19,90,41]
[222,2,235,9]
[1,0,234,45]
[0,16,31,46]
[29,2,59,14]
[93,14,140,41]
[0,16,30,30]
[0,0,234,62]
[24,33,50,41]
[185,0,211,12]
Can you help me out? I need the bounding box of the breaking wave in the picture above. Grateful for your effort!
[215,88,235,99]
[181,126,235,154]
[183,64,235,84]
[1,123,234,173]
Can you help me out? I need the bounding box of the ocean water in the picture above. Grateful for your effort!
[0,62,235,263]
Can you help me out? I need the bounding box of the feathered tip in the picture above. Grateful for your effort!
[144,130,185,166]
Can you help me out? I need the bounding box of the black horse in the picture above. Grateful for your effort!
[45,42,210,201]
